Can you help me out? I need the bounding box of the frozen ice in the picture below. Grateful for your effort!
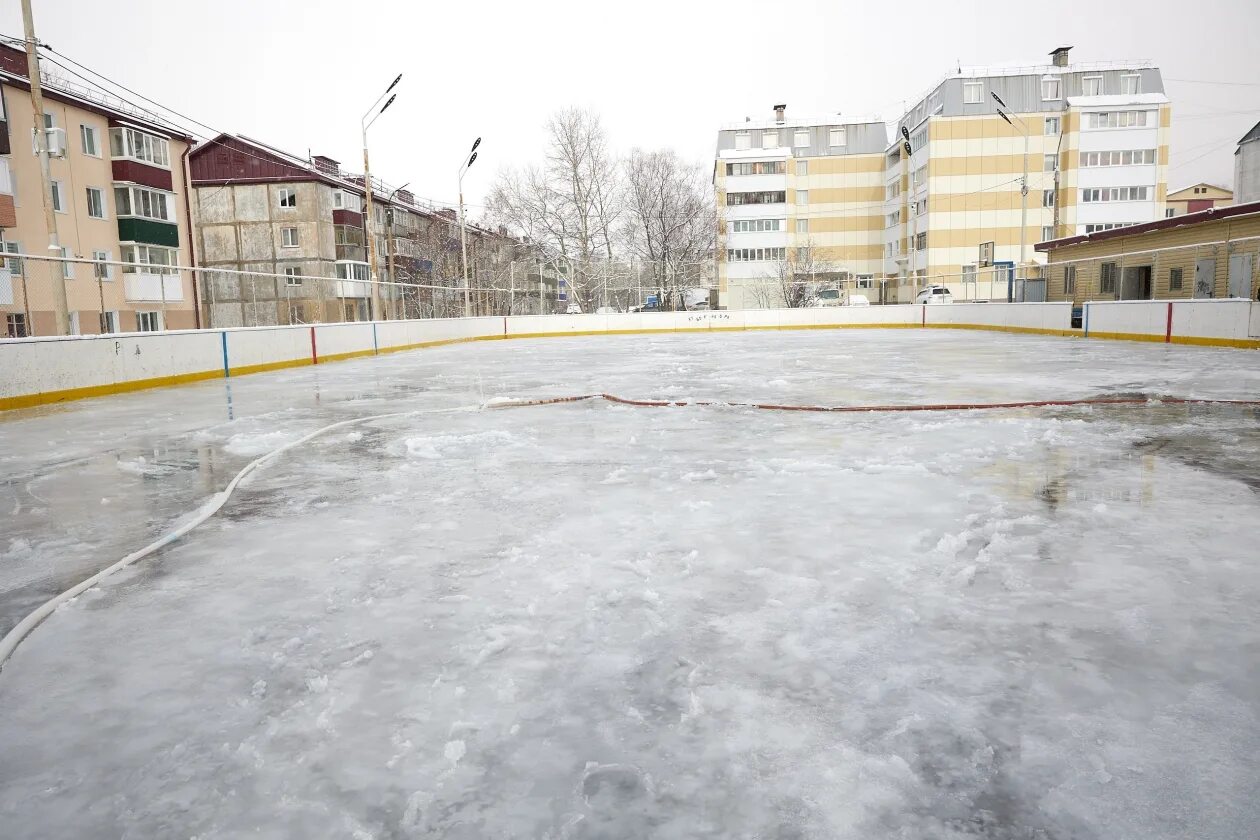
[1,330,1260,838]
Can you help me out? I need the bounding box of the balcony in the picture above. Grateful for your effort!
[124,272,184,302]
[335,280,370,299]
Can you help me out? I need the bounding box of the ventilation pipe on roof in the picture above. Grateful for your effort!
[1049,46,1072,68]
[774,104,786,123]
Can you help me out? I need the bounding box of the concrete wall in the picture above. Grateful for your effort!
[4,301,1258,411]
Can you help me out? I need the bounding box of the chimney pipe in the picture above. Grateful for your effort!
[773,104,786,124]
[1049,46,1072,68]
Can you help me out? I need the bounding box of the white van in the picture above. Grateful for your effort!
[915,285,953,304]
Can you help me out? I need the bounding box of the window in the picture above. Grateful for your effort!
[100,311,119,334]
[963,81,983,104]
[1045,117,1061,135]
[92,250,112,280]
[856,275,874,289]
[1081,186,1151,203]
[120,244,177,274]
[278,187,296,208]
[80,124,99,156]
[43,111,55,129]
[108,127,171,167]
[336,261,369,281]
[136,311,163,332]
[886,210,900,228]
[6,312,28,338]
[915,232,927,251]
[1082,76,1102,96]
[725,191,785,205]
[1085,110,1150,129]
[51,180,64,212]
[1042,76,1062,100]
[1079,149,1156,167]
[1121,74,1141,95]
[796,160,808,176]
[1064,265,1077,295]
[285,267,302,286]
[68,311,80,336]
[762,130,779,149]
[912,165,928,186]
[885,180,901,200]
[795,219,808,234]
[795,190,808,205]
[1169,267,1183,291]
[730,219,784,232]
[1165,208,1176,218]
[3,241,21,275]
[1100,262,1118,295]
[1043,189,1056,207]
[914,198,927,216]
[1194,186,1206,194]
[281,227,299,247]
[86,187,106,219]
[734,131,750,150]
[726,161,785,176]
[1044,154,1057,172]
[829,127,846,147]
[1084,222,1136,234]
[113,186,172,222]
[793,130,810,148]
[727,247,785,262]
[59,246,73,279]
[1042,226,1054,242]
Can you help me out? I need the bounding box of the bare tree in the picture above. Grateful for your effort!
[770,240,833,308]
[487,108,622,313]
[621,149,715,309]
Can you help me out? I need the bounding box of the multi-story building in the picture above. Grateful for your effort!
[0,44,197,337]
[885,46,1170,302]
[1164,183,1232,218]
[713,107,887,308]
[713,47,1172,307]
[1234,120,1260,205]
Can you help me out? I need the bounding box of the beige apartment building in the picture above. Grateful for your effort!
[0,44,197,337]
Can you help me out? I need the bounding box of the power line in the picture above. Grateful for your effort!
[1166,78,1260,88]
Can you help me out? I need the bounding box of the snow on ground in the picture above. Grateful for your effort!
[1,330,1259,838]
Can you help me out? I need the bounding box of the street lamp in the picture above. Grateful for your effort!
[385,181,409,320]
[362,73,402,321]
[992,91,1029,303]
[457,137,481,318]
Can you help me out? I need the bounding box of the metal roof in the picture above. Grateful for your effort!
[1035,200,1260,251]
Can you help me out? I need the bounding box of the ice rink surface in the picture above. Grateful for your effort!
[2,329,1260,839]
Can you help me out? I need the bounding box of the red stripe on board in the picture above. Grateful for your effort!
[310,327,318,364]
[1165,302,1174,343]
[922,305,926,327]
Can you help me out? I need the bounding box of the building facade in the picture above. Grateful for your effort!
[1165,182,1232,218]
[0,44,197,337]
[713,109,887,309]
[1037,200,1260,304]
[1235,121,1260,206]
[713,47,1173,307]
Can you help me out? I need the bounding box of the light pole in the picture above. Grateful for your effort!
[362,73,401,321]
[385,181,409,321]
[457,137,481,318]
[993,92,1029,303]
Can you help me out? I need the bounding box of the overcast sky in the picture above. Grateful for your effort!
[5,0,1258,214]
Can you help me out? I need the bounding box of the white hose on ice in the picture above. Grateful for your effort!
[0,407,470,672]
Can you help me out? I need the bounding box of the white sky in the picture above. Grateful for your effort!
[5,0,1258,214]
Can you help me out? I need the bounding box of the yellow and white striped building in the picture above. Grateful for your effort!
[715,47,1172,306]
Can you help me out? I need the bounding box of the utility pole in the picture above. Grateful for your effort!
[21,0,68,336]
[457,138,481,318]
[993,93,1029,303]
[361,74,401,323]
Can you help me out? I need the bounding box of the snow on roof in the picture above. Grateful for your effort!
[1065,93,1170,107]
[717,147,794,160]
[720,115,883,131]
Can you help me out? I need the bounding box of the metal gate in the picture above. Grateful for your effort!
[1228,253,1253,299]
[1194,258,1216,298]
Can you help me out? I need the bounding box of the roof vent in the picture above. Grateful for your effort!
[1049,46,1072,68]
[773,104,786,123]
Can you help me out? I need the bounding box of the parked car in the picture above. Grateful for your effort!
[682,288,712,311]
[813,288,843,307]
[630,303,661,313]
[915,285,953,304]
[848,293,871,307]
[566,303,582,314]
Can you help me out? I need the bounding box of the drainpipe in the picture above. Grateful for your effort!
[180,144,201,329]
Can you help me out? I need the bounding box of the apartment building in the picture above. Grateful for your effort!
[0,44,197,337]
[1234,120,1260,205]
[713,108,887,309]
[886,46,1170,301]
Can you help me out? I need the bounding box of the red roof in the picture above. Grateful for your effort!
[1036,200,1260,251]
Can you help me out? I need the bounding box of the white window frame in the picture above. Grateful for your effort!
[3,241,22,275]
[1044,154,1057,173]
[120,243,178,274]
[795,160,807,176]
[80,124,100,157]
[135,311,164,332]
[92,249,112,280]
[281,227,300,248]
[59,246,73,279]
[284,267,302,286]
[101,310,120,334]
[856,275,874,289]
[1082,75,1103,97]
[1121,74,1141,95]
[734,131,750,151]
[1043,189,1056,208]
[68,311,81,336]
[793,129,810,148]
[1042,76,1062,101]
[795,219,808,234]
[762,130,779,149]
[829,127,846,147]
[86,186,106,219]
[1041,225,1054,242]
[795,189,808,206]
[51,180,64,213]
[108,127,171,168]
[963,81,983,104]
[278,187,297,208]
[1044,116,1061,135]
[113,185,173,223]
